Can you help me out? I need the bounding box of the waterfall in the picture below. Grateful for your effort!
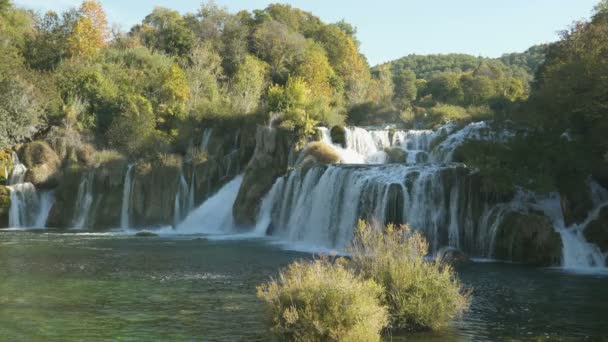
[258,164,487,252]
[6,152,54,229]
[173,173,190,226]
[533,193,607,270]
[8,183,36,227]
[201,128,214,152]
[9,152,27,185]
[73,171,95,229]
[187,171,195,214]
[177,176,243,234]
[344,127,383,160]
[393,129,436,165]
[120,164,135,229]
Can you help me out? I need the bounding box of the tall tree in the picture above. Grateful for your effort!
[393,69,417,110]
[67,0,108,58]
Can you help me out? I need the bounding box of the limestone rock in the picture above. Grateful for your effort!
[584,206,608,254]
[233,126,295,227]
[0,185,10,227]
[494,211,562,266]
[384,148,407,164]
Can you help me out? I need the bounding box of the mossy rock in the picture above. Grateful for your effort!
[559,184,593,226]
[234,127,295,227]
[494,211,562,266]
[19,141,61,188]
[384,148,407,164]
[46,167,86,228]
[0,186,10,227]
[388,128,397,143]
[584,206,608,255]
[330,125,347,148]
[302,142,341,165]
[0,150,13,184]
[436,247,470,265]
[131,155,183,228]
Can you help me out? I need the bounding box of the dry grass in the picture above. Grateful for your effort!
[304,142,341,164]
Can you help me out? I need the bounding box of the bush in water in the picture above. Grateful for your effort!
[256,257,388,342]
[349,220,470,332]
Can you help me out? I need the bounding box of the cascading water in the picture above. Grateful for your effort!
[6,152,54,228]
[173,173,190,226]
[177,176,243,234]
[201,128,214,152]
[254,121,608,271]
[120,164,135,229]
[73,171,95,229]
[258,164,492,253]
[533,193,607,270]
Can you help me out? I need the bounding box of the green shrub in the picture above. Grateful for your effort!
[330,125,346,147]
[257,257,389,342]
[349,221,470,332]
[92,149,125,166]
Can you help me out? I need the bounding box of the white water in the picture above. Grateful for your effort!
[7,152,54,228]
[253,121,608,272]
[173,173,190,226]
[177,176,243,234]
[533,193,607,270]
[73,171,95,229]
[120,164,134,229]
[201,128,214,152]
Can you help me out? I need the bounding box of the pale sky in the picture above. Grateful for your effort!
[13,0,600,65]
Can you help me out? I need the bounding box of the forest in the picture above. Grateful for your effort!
[0,0,607,224]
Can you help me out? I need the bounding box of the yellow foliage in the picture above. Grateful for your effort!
[68,17,103,58]
[68,0,109,58]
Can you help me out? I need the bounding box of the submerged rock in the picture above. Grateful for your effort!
[494,211,562,266]
[584,206,608,254]
[384,147,407,164]
[330,125,347,148]
[135,231,158,237]
[436,246,470,265]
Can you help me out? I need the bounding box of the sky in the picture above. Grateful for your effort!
[13,0,600,65]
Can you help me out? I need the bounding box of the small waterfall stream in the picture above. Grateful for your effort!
[173,173,190,226]
[177,176,243,234]
[73,171,95,229]
[6,152,54,228]
[120,164,135,229]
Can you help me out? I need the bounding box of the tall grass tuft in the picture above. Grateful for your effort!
[257,257,388,342]
[349,220,470,332]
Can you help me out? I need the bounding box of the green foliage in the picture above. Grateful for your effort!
[135,7,194,56]
[393,69,417,110]
[229,55,268,114]
[253,20,306,83]
[349,221,470,332]
[257,257,388,342]
[0,77,44,147]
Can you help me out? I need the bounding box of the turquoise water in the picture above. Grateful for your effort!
[1,231,607,341]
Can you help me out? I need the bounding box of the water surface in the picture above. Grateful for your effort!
[1,231,607,341]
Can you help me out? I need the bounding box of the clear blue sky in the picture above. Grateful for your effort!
[14,0,599,65]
